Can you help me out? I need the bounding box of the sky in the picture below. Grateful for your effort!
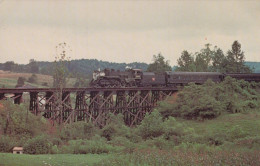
[0,0,259,66]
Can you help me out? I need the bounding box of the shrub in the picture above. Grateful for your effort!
[27,74,38,84]
[61,135,116,154]
[50,145,60,154]
[0,100,47,138]
[42,82,48,86]
[109,136,136,153]
[227,125,247,141]
[163,117,195,145]
[0,136,14,152]
[137,109,164,139]
[23,135,52,154]
[101,113,130,141]
[60,121,98,140]
[15,77,26,88]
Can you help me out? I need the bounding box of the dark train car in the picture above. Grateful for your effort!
[166,72,223,86]
[140,72,166,86]
[225,73,260,82]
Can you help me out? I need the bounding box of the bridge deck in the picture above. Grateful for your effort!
[0,87,178,93]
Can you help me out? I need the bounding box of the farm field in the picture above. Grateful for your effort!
[0,70,76,88]
[0,153,111,166]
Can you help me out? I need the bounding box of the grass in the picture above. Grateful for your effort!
[180,111,260,137]
[0,153,111,166]
[0,70,77,88]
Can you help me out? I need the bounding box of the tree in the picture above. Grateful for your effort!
[28,59,39,73]
[211,47,225,72]
[15,77,26,88]
[52,42,71,124]
[53,42,71,88]
[73,74,89,88]
[226,41,252,73]
[194,44,213,72]
[147,53,171,73]
[176,50,195,71]
[3,61,15,71]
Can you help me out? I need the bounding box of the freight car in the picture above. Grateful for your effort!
[89,68,260,87]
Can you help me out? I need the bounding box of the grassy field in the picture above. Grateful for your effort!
[0,70,76,88]
[0,153,111,166]
[181,112,260,135]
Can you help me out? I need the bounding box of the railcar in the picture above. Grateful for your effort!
[225,73,260,82]
[89,68,260,88]
[165,72,223,86]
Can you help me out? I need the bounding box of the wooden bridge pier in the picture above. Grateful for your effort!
[0,87,177,127]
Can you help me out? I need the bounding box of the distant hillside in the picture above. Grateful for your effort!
[1,59,258,78]
[38,59,149,77]
[0,59,149,78]
[245,62,260,73]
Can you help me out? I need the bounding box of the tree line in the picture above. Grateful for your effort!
[148,40,253,73]
[0,59,148,78]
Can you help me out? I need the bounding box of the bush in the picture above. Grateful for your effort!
[163,117,194,145]
[227,125,247,141]
[137,109,164,139]
[0,136,14,152]
[60,121,98,140]
[15,77,26,88]
[27,74,38,84]
[109,136,136,153]
[0,100,47,138]
[24,135,52,154]
[42,82,48,86]
[101,113,130,141]
[61,135,116,154]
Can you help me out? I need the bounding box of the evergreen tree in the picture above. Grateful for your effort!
[226,41,252,73]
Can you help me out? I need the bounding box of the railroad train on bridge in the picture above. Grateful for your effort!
[89,68,260,87]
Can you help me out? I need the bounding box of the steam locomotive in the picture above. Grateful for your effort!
[89,68,260,87]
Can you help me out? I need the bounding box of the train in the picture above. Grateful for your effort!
[89,68,260,87]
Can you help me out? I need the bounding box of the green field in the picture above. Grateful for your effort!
[0,71,77,88]
[0,153,111,166]
[182,112,260,137]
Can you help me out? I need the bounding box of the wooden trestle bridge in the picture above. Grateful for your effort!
[0,87,177,127]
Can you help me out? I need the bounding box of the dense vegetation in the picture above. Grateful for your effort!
[1,77,260,165]
[158,77,259,120]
